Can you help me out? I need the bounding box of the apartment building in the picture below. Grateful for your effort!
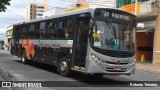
[26,0,48,20]
[4,25,13,51]
[26,4,37,20]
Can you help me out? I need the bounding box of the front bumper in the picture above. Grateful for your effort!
[85,58,135,75]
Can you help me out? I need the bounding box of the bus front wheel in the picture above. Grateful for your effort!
[21,50,28,64]
[58,57,71,76]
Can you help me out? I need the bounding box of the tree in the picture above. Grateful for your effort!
[0,0,11,12]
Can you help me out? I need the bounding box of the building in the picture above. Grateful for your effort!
[67,0,116,12]
[116,0,150,8]
[36,4,45,19]
[42,0,49,12]
[117,0,160,65]
[27,4,45,20]
[26,0,49,20]
[26,4,37,20]
[76,0,116,8]
[4,25,13,51]
[86,0,116,8]
[42,7,65,17]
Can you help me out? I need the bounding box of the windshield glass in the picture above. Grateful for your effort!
[91,21,135,51]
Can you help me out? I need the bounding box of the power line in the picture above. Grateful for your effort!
[7,9,25,18]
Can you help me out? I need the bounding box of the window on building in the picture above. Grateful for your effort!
[37,14,43,16]
[37,6,44,9]
[37,10,44,12]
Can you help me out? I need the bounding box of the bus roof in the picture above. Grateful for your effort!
[13,8,136,26]
[13,8,94,26]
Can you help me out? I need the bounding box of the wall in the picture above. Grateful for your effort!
[136,32,154,62]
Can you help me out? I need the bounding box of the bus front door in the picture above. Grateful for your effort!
[72,18,89,70]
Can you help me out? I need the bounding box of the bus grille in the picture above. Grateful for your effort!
[104,52,134,58]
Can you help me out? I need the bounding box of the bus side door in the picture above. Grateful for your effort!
[72,14,90,69]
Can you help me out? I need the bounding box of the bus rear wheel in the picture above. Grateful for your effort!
[21,50,28,64]
[58,57,71,76]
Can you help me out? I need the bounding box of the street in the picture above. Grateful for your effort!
[0,50,160,90]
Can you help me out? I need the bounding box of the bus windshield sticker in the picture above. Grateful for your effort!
[94,42,101,47]
[93,33,100,38]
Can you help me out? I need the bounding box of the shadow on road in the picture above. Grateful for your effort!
[13,59,134,83]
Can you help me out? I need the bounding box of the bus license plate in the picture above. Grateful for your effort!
[113,67,121,71]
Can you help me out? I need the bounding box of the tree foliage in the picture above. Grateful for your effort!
[0,0,11,12]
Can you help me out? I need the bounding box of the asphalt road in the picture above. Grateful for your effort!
[0,50,160,90]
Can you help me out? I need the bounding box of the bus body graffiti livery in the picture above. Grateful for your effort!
[10,8,137,77]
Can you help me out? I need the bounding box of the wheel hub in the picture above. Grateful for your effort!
[61,61,67,71]
[22,55,25,62]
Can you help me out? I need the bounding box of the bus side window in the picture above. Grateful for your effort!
[50,19,58,39]
[21,25,26,39]
[16,27,21,39]
[64,18,73,39]
[26,25,29,38]
[29,23,35,39]
[35,22,40,39]
[57,19,65,39]
[45,20,53,39]
[39,22,45,39]
[20,26,24,39]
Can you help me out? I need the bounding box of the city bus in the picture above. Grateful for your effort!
[10,8,136,77]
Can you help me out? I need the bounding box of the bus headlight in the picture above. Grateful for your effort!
[90,53,105,65]
[90,53,98,60]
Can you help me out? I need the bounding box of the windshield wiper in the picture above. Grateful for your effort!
[105,21,116,39]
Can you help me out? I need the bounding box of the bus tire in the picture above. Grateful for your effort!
[58,57,71,76]
[21,50,28,64]
[93,74,104,77]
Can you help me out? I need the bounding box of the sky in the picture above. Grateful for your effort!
[0,0,75,40]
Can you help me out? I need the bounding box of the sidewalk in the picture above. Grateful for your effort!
[136,62,160,73]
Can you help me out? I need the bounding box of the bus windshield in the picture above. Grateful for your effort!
[91,21,135,51]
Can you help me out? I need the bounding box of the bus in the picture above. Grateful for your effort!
[10,8,137,77]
